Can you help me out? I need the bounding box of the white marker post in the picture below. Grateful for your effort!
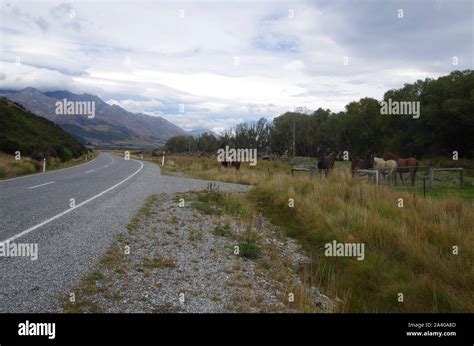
[85,154,88,162]
[161,151,165,166]
[43,158,46,173]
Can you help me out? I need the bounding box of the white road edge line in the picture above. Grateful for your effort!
[28,181,56,190]
[0,159,144,245]
[0,155,99,183]
[86,170,95,173]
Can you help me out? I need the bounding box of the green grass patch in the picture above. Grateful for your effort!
[238,241,261,260]
[213,222,231,237]
[142,256,176,269]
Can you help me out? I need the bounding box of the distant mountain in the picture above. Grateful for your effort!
[0,88,186,148]
[0,97,86,159]
[187,128,219,138]
[294,106,314,115]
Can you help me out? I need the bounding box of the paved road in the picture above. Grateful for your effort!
[0,152,248,312]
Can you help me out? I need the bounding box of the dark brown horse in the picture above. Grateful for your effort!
[383,152,418,186]
[221,161,241,170]
[317,153,336,176]
[350,155,374,177]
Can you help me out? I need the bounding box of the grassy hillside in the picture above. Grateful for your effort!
[0,97,86,160]
[146,155,473,312]
[0,151,97,179]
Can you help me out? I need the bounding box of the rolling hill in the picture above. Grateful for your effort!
[0,97,87,160]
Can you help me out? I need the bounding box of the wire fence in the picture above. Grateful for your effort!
[291,164,465,191]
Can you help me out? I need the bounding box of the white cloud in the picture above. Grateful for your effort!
[106,99,165,113]
[0,61,81,92]
[0,0,470,130]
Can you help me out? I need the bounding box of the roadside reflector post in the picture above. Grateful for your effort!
[162,151,165,166]
[43,158,46,173]
[85,154,88,162]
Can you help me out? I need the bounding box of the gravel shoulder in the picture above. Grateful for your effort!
[0,155,250,313]
[60,191,332,313]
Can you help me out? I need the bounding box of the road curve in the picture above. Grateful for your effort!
[0,152,248,312]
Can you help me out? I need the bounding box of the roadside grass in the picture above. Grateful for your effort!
[126,195,158,233]
[249,174,474,312]
[151,154,292,185]
[142,255,176,269]
[155,155,474,312]
[153,154,474,201]
[0,151,97,180]
[0,153,38,178]
[238,240,261,260]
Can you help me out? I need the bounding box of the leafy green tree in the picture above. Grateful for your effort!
[164,135,194,153]
[166,70,474,158]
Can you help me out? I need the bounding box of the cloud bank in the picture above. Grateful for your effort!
[0,0,471,132]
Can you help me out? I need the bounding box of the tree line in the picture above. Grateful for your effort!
[165,70,473,159]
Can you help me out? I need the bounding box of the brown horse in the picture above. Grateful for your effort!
[221,161,241,170]
[350,155,374,177]
[317,153,336,176]
[382,152,419,186]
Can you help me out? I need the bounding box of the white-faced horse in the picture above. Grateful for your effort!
[373,157,397,183]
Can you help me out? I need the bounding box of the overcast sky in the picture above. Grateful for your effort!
[0,0,472,132]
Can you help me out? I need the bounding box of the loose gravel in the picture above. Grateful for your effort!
[60,192,333,313]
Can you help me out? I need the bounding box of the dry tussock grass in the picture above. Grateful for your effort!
[156,155,474,312]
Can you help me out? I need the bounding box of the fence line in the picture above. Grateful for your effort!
[291,165,465,188]
[356,169,380,185]
[427,167,464,188]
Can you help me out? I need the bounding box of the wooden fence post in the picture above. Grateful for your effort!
[428,167,434,188]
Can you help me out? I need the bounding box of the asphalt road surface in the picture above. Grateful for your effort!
[0,152,248,312]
